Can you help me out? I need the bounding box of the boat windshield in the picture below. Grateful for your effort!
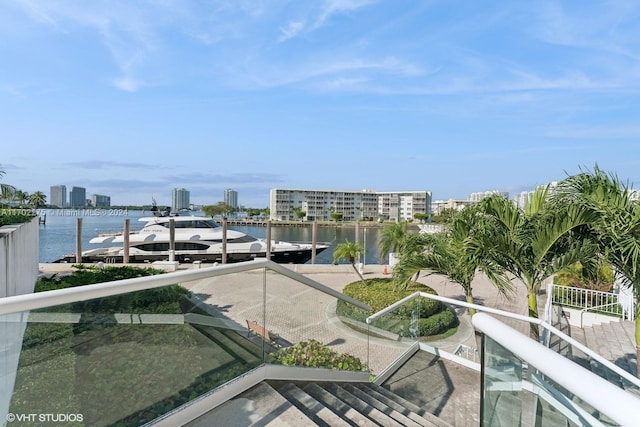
[159,219,221,229]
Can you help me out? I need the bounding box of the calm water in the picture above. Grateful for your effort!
[38,209,385,265]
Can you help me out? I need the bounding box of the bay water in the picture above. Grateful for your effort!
[37,209,385,265]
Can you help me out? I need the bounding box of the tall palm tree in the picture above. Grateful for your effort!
[378,221,412,265]
[333,240,366,283]
[28,191,47,208]
[479,188,599,339]
[393,205,512,316]
[13,190,29,208]
[555,166,640,375]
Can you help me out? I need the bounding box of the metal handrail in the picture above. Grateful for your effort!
[0,260,370,315]
[474,313,640,427]
[551,284,623,314]
[366,291,640,390]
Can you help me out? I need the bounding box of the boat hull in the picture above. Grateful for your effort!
[55,246,328,265]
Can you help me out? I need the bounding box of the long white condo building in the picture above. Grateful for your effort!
[269,188,431,222]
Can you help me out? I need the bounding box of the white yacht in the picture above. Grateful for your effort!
[59,215,329,264]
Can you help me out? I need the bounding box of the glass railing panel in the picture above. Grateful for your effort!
[263,272,371,374]
[482,334,619,427]
[6,269,267,427]
[180,267,270,363]
[367,297,424,377]
[543,318,640,400]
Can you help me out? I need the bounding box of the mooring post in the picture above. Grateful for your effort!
[75,218,82,264]
[123,219,130,264]
[169,219,175,262]
[311,220,318,264]
[222,218,228,264]
[266,220,272,260]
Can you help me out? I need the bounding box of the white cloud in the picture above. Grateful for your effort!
[279,20,306,41]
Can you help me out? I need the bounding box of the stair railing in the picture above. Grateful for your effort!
[550,282,633,320]
[367,291,640,391]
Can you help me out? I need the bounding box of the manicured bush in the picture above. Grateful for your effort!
[269,339,367,371]
[337,277,458,337]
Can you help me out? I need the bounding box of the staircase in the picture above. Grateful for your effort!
[187,381,454,426]
[549,317,640,404]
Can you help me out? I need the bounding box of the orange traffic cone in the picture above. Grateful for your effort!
[383,265,388,275]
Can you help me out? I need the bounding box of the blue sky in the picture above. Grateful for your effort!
[1,1,639,208]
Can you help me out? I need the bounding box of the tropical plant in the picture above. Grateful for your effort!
[0,166,16,206]
[13,190,29,208]
[333,239,365,283]
[478,187,600,339]
[554,166,640,375]
[378,221,412,264]
[269,339,367,371]
[431,208,458,224]
[202,202,231,217]
[330,211,343,222]
[28,191,47,208]
[413,212,429,223]
[393,205,513,316]
[292,207,306,221]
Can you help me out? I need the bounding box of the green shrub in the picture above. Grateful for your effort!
[0,209,36,226]
[337,277,458,337]
[269,339,367,371]
[35,265,190,314]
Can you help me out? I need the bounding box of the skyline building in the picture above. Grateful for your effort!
[269,188,431,222]
[224,189,238,210]
[69,186,86,208]
[172,188,190,211]
[49,185,67,208]
[91,194,111,207]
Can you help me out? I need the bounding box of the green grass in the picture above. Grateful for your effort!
[9,265,263,426]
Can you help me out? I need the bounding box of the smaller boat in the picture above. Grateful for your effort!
[57,214,329,264]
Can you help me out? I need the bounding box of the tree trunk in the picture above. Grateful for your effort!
[466,293,476,317]
[528,292,540,341]
[350,262,365,284]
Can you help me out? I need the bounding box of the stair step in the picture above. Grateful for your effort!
[320,382,404,426]
[342,384,435,427]
[186,382,313,427]
[278,383,351,427]
[303,383,379,427]
[358,384,453,427]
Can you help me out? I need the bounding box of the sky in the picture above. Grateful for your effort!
[1,1,639,208]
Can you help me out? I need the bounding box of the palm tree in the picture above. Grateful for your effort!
[28,191,47,208]
[333,239,365,283]
[393,205,512,316]
[0,166,16,206]
[555,166,640,375]
[378,221,412,265]
[13,190,29,208]
[479,187,600,339]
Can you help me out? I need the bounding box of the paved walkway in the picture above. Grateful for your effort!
[173,263,537,426]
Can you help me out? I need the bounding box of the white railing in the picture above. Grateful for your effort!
[453,344,479,362]
[550,283,628,319]
[366,291,640,394]
[474,313,640,427]
[0,260,370,316]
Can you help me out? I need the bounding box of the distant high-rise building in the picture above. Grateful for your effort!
[172,188,190,211]
[50,185,67,208]
[69,186,86,208]
[224,189,238,210]
[92,194,111,207]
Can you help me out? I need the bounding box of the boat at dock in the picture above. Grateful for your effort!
[56,214,329,264]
